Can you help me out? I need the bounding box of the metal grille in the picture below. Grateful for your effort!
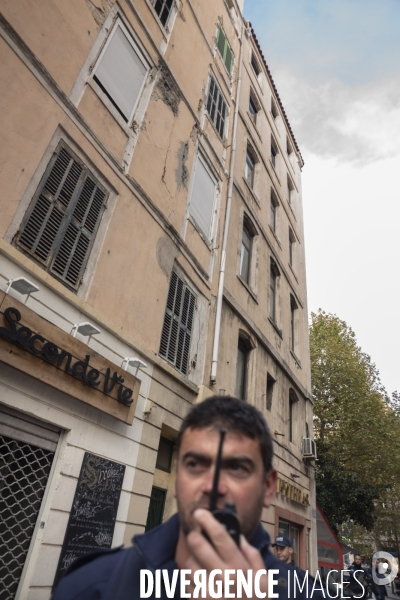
[17,141,109,291]
[0,435,54,600]
[145,487,166,532]
[159,271,196,375]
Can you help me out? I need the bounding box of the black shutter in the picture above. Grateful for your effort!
[17,141,108,291]
[145,487,166,532]
[159,271,196,375]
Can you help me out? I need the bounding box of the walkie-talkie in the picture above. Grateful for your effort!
[204,428,241,546]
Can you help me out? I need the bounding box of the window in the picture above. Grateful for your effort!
[206,75,227,139]
[152,0,174,27]
[245,147,256,188]
[279,519,300,563]
[269,259,279,322]
[145,487,167,531]
[287,137,293,156]
[240,222,253,284]
[288,389,299,442]
[216,26,233,75]
[92,20,148,122]
[290,295,298,353]
[271,139,278,168]
[16,141,108,291]
[270,191,278,233]
[155,436,174,472]
[248,92,258,124]
[235,337,249,400]
[266,373,276,411]
[271,99,279,120]
[189,155,217,238]
[287,176,294,205]
[159,271,196,375]
[289,228,295,267]
[251,53,260,77]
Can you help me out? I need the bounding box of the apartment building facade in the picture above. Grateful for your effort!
[0,0,316,597]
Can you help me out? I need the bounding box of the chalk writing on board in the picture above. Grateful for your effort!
[53,452,125,589]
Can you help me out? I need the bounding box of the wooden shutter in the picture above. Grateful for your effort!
[94,23,147,121]
[159,271,196,375]
[17,141,108,291]
[216,26,233,74]
[189,156,216,238]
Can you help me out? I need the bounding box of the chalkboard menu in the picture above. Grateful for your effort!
[53,452,125,588]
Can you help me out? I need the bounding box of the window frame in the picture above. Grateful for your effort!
[270,191,278,234]
[151,0,174,28]
[271,98,279,120]
[248,91,258,125]
[155,436,174,473]
[266,372,276,411]
[188,152,218,240]
[289,227,296,268]
[271,138,278,168]
[245,146,256,189]
[91,18,150,126]
[159,270,197,376]
[16,140,109,292]
[288,389,299,443]
[269,259,279,323]
[251,52,261,77]
[287,176,294,205]
[205,74,228,140]
[216,25,234,75]
[240,222,253,284]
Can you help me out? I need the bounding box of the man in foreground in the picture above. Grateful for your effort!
[52,396,314,599]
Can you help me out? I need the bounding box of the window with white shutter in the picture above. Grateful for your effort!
[189,156,216,239]
[16,141,109,291]
[93,21,148,122]
[159,271,196,375]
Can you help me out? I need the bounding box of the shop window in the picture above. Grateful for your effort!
[92,19,148,123]
[155,437,174,473]
[159,271,196,375]
[0,407,58,598]
[145,486,167,531]
[278,518,300,563]
[16,141,108,292]
[206,75,228,140]
[216,26,233,75]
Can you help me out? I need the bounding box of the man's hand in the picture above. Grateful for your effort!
[182,508,270,599]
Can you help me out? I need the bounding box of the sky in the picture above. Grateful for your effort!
[243,0,400,395]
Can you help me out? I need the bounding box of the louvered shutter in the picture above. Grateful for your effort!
[94,24,147,121]
[189,156,216,238]
[17,141,108,290]
[159,271,196,375]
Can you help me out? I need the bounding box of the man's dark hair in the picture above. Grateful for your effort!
[177,396,273,473]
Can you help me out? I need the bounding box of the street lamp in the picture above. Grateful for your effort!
[71,322,101,344]
[121,357,147,377]
[6,277,39,304]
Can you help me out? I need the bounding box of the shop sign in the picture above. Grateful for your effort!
[0,306,133,405]
[0,292,140,424]
[276,477,310,506]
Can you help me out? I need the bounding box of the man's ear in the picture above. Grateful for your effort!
[263,468,277,508]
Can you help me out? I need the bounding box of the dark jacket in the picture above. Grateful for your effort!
[367,568,388,599]
[349,563,368,595]
[52,514,317,600]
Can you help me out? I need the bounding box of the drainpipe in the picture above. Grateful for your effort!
[211,21,245,384]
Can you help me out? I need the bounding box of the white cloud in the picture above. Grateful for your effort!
[274,69,400,166]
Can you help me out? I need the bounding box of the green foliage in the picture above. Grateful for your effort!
[310,310,400,535]
[315,440,381,534]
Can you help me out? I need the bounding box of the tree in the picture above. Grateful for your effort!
[310,310,400,533]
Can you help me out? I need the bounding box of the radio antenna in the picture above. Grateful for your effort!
[209,428,226,512]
